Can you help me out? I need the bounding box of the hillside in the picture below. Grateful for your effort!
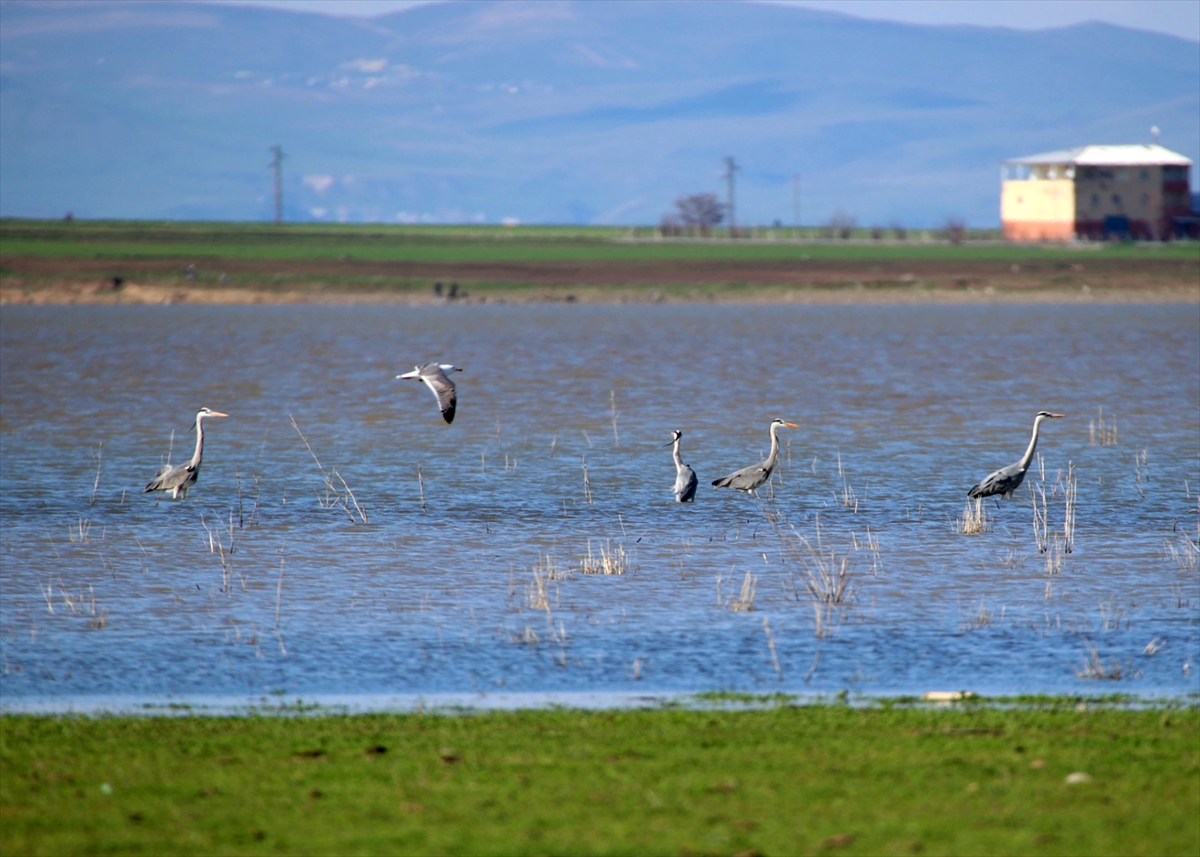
[1,0,1196,227]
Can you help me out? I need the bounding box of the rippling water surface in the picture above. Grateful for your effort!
[1,302,1197,708]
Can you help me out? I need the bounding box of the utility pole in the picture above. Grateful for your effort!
[268,145,284,224]
[792,174,801,231]
[723,155,739,236]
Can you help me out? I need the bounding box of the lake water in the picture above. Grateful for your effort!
[1,302,1198,710]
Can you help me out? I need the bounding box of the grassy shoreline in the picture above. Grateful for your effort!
[3,219,1197,305]
[3,702,1197,856]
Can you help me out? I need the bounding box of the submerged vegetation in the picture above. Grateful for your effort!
[2,704,1196,856]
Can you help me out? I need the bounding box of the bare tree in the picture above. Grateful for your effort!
[943,216,967,244]
[826,210,857,240]
[672,193,725,236]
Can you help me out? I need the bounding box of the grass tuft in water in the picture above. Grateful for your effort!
[956,497,988,535]
[578,540,628,575]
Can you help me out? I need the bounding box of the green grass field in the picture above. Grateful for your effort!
[2,702,1197,856]
[3,218,1198,266]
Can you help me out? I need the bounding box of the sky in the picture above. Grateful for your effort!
[205,0,1200,42]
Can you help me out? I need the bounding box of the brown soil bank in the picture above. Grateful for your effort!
[2,255,1197,305]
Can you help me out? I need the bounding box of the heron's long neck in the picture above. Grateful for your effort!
[190,418,206,467]
[672,438,685,469]
[764,426,782,471]
[1017,417,1044,472]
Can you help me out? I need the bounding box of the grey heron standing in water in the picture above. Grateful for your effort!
[144,407,228,499]
[968,410,1065,500]
[712,418,799,494]
[397,362,462,424]
[666,430,698,503]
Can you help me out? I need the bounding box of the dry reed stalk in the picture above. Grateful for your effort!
[38,579,54,614]
[549,433,559,458]
[763,617,782,679]
[609,390,620,448]
[1063,462,1077,553]
[290,414,368,522]
[956,498,988,535]
[811,601,834,639]
[1032,484,1049,552]
[1134,449,1148,498]
[417,466,427,513]
[89,443,102,507]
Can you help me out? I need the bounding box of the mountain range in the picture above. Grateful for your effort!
[1,0,1197,227]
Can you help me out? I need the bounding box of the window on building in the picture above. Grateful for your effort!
[1112,194,1122,206]
[1091,194,1099,207]
[1140,169,1149,180]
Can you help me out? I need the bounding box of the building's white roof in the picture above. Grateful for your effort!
[1006,144,1192,167]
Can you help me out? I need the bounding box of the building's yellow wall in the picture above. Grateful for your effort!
[1001,179,1075,240]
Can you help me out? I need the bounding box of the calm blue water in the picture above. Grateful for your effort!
[1,302,1198,709]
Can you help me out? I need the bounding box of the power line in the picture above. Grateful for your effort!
[268,145,284,224]
[723,155,739,234]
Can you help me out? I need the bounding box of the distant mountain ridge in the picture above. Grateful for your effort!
[1,0,1196,226]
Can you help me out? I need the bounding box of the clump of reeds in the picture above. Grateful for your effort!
[1076,640,1124,680]
[1133,449,1148,498]
[202,511,246,593]
[578,540,628,575]
[722,570,757,612]
[959,599,997,633]
[1044,536,1066,575]
[526,555,566,611]
[290,415,368,523]
[796,534,855,605]
[835,451,860,512]
[69,518,94,544]
[956,498,988,535]
[1164,531,1200,571]
[850,528,882,573]
[1089,407,1118,446]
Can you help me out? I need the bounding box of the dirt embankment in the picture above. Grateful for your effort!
[2,255,1197,304]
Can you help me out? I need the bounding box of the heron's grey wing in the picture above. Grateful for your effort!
[712,464,766,490]
[145,462,186,493]
[422,366,458,424]
[968,463,1024,498]
[677,465,698,502]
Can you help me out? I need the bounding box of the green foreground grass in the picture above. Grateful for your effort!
[4,218,1199,265]
[2,704,1198,856]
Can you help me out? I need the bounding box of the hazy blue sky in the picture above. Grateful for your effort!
[206,0,1200,42]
